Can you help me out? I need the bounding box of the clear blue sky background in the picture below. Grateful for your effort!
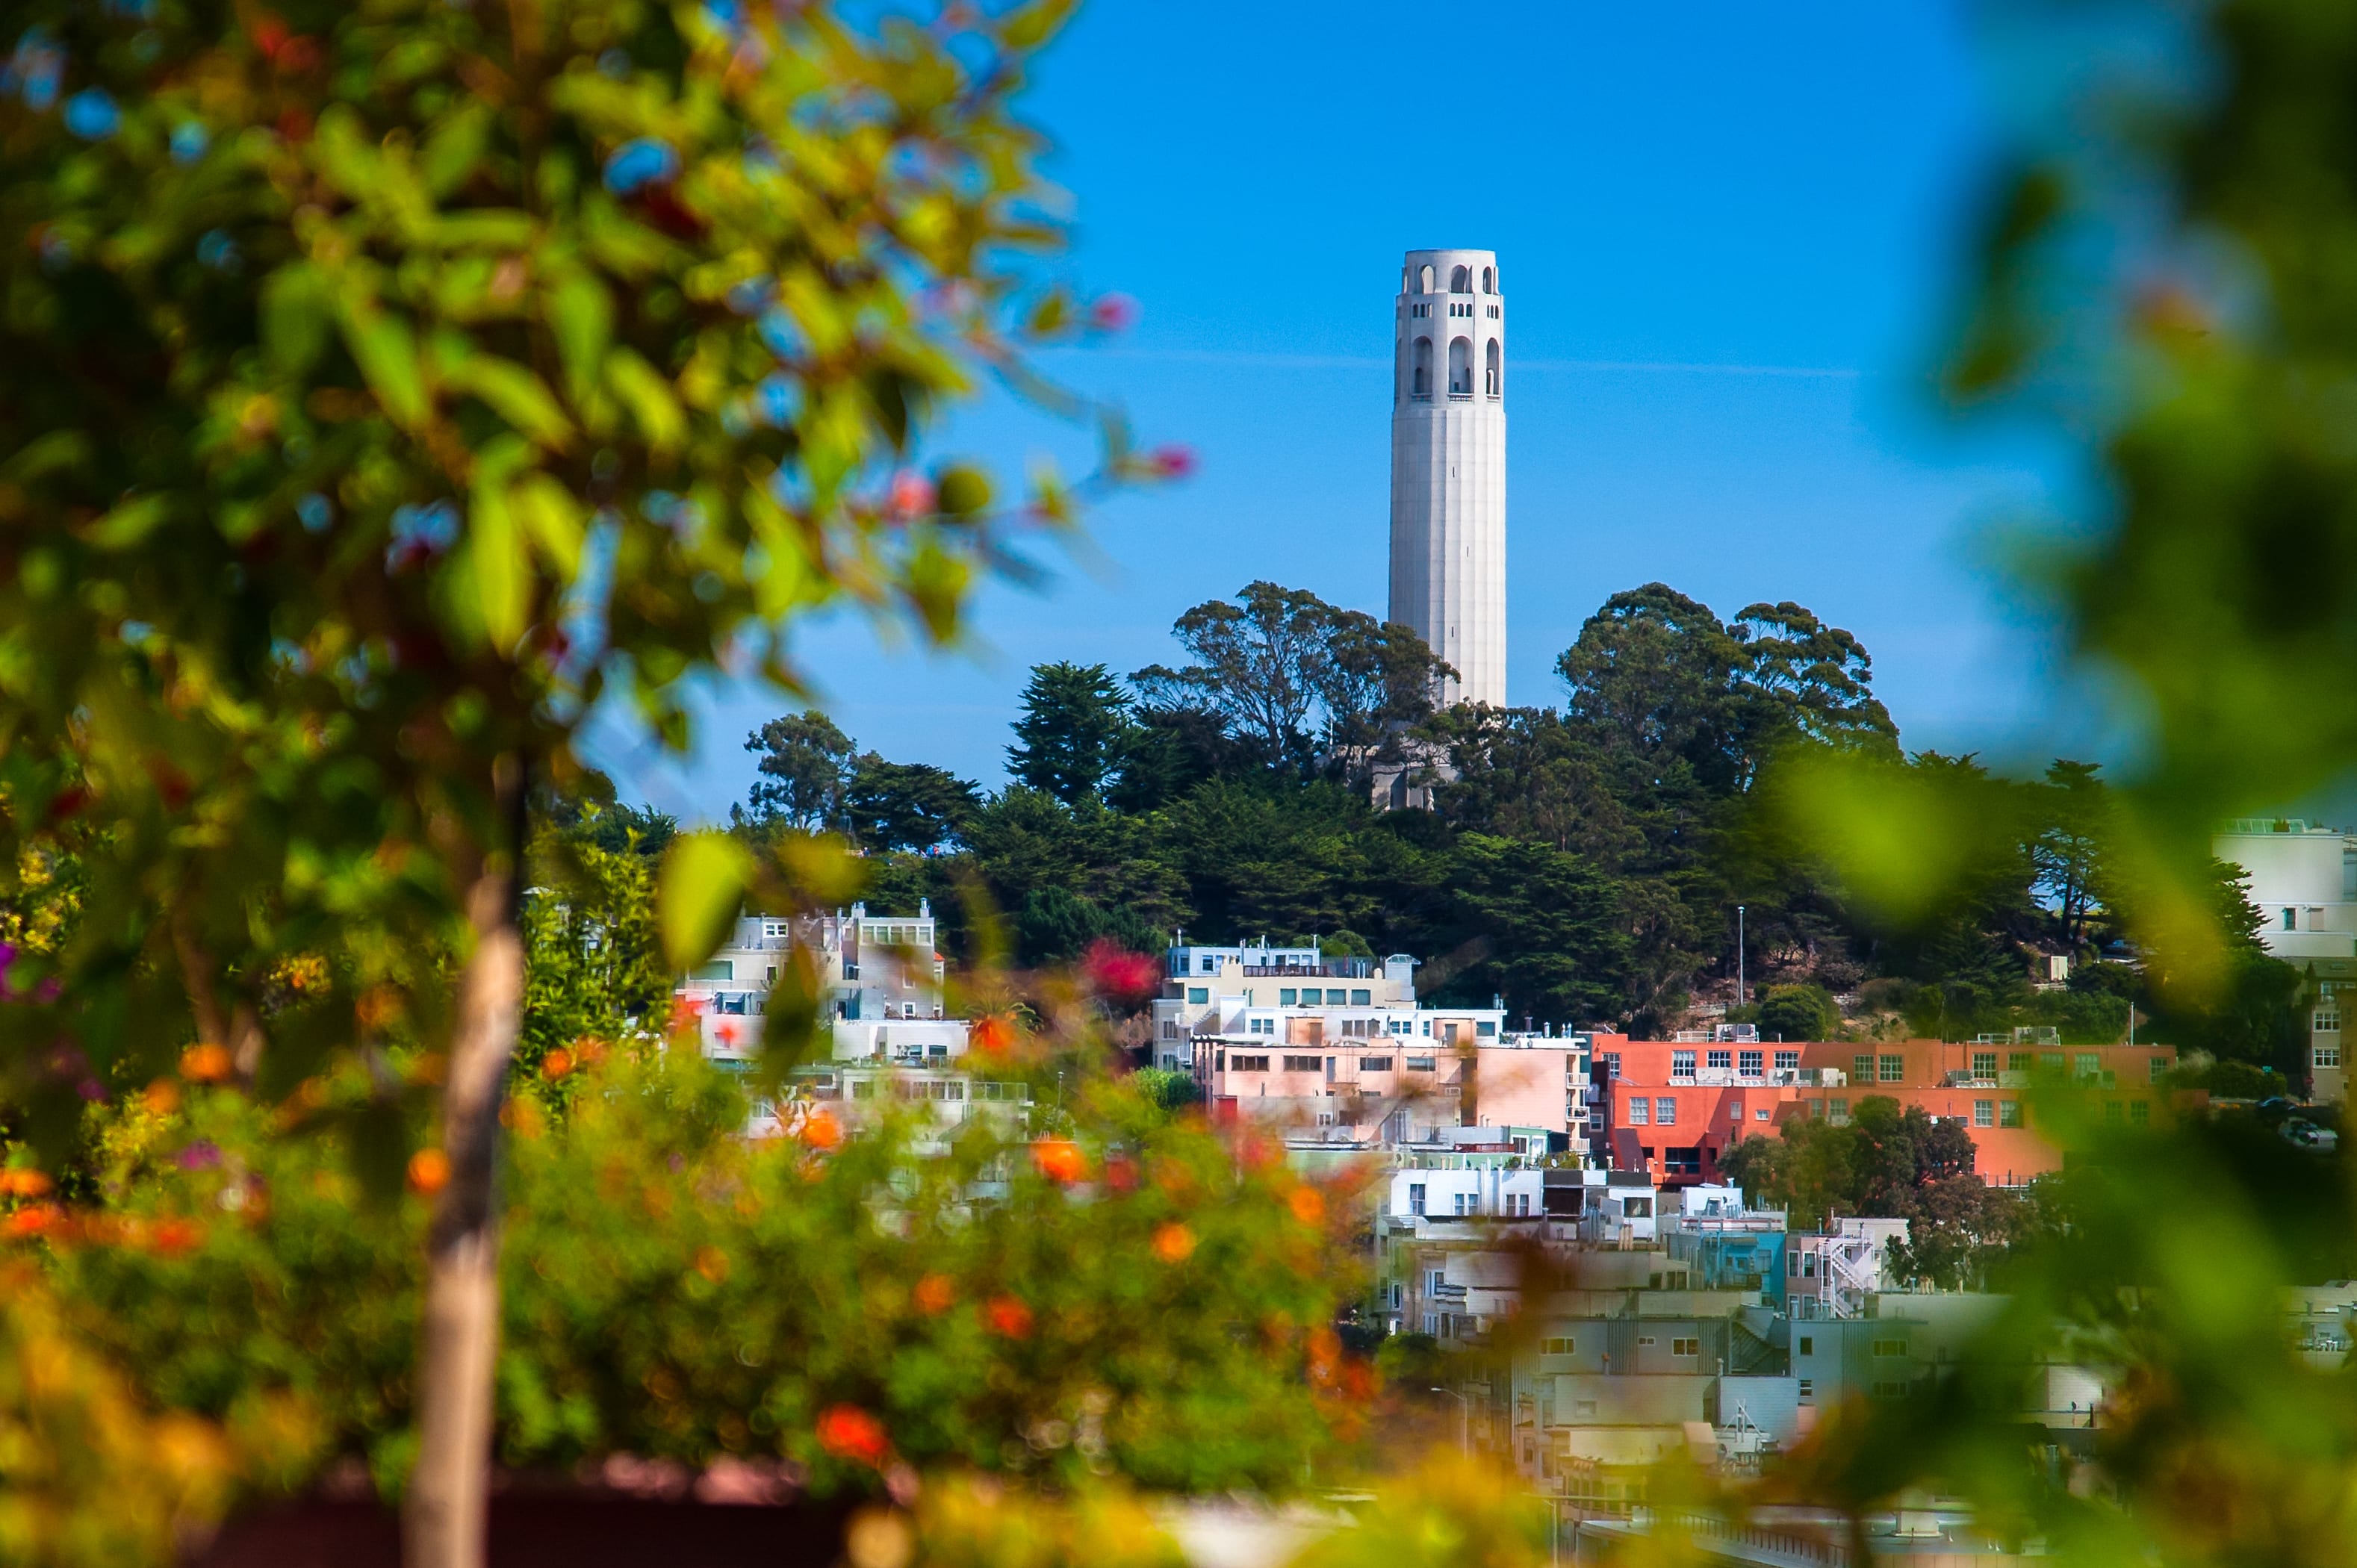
[591,0,2104,824]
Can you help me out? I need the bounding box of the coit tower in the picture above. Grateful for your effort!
[1388,247,1506,709]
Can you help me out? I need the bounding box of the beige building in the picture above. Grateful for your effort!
[2214,820,2352,1102]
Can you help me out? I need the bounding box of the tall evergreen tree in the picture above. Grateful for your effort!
[1007,662,1134,805]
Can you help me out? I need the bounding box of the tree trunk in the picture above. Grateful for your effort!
[405,771,527,1568]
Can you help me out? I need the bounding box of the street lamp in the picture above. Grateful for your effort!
[1430,1386,1471,1455]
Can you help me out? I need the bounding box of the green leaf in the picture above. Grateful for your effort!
[512,473,586,577]
[84,494,171,550]
[337,298,429,428]
[606,349,686,453]
[545,273,612,401]
[1000,0,1079,51]
[658,833,754,972]
[459,475,528,651]
[447,355,574,449]
[420,101,492,198]
[261,263,335,376]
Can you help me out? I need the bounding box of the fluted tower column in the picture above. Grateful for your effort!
[1389,247,1506,709]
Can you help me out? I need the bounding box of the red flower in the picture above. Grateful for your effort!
[983,1295,1034,1338]
[816,1404,889,1466]
[1146,444,1196,479]
[1081,939,1161,1009]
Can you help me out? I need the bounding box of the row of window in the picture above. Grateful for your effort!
[1405,335,1502,399]
[1226,1054,1438,1073]
[1409,262,1500,294]
[1668,1048,1801,1075]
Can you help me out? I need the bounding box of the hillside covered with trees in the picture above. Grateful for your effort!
[565,578,2302,1075]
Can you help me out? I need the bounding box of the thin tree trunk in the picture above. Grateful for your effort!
[406,765,527,1568]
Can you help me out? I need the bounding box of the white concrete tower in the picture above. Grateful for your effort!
[1389,247,1506,709]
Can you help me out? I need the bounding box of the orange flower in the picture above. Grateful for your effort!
[180,1042,232,1083]
[694,1245,730,1285]
[968,1015,1013,1058]
[0,1169,52,1199]
[913,1273,957,1315]
[816,1404,890,1466]
[1151,1222,1196,1263]
[143,1079,181,1116]
[1031,1140,1088,1184]
[1288,1185,1326,1225]
[541,1046,574,1080]
[151,1216,203,1257]
[407,1148,450,1196]
[983,1295,1034,1338]
[4,1204,58,1239]
[571,1035,609,1067]
[801,1110,843,1151]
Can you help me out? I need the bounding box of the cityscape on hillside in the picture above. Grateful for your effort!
[5,7,2355,1568]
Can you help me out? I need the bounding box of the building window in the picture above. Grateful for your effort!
[2317,1045,2344,1069]
[1672,1051,1696,1077]
[1774,1049,1799,1071]
[1627,1097,1649,1124]
[2010,1052,2034,1073]
[1798,1379,1814,1400]
[1999,1100,2024,1127]
[1872,1338,1907,1358]
[1282,1054,1320,1072]
[1187,988,1208,1004]
[1481,264,1495,292]
[2104,1100,2122,1123]
[1672,1338,1699,1357]
[1708,1049,1732,1070]
[1447,336,1472,395]
[1974,1099,1994,1127]
[1656,1098,1677,1126]
[1972,1051,1998,1080]
[1878,1054,1904,1083]
[1410,337,1432,398]
[1797,1335,1813,1354]
[1453,1193,1473,1216]
[1739,1050,1763,1076]
[1827,1098,1850,1125]
[2285,907,2297,931]
[1351,989,1372,1006]
[2149,1056,2168,1083]
[2317,1005,2343,1033]
[1603,1052,1621,1077]
[1230,1054,1268,1071]
[1363,1056,1393,1072]
[1279,988,1297,1006]
[1450,264,1471,291]
[1543,1335,1576,1356]
[1852,1054,1875,1083]
[1406,1056,1436,1072]
[1408,1183,1426,1215]
[2129,1100,2150,1125]
[1485,337,1501,397]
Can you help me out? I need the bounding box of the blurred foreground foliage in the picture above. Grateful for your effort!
[4,1042,1364,1512]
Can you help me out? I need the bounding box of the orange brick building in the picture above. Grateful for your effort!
[1589,1035,2181,1189]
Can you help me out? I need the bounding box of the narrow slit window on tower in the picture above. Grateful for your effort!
[1448,336,1471,396]
[1450,264,1471,293]
[1412,337,1433,399]
[1485,338,1501,397]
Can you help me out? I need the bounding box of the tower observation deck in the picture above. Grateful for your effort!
[1388,248,1506,709]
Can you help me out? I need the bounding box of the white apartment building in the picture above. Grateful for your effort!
[2214,819,2353,1101]
[676,903,963,1066]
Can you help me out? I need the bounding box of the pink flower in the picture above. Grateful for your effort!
[889,470,937,519]
[1147,445,1196,480]
[1089,293,1140,333]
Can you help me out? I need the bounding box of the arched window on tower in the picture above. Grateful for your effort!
[1417,264,1435,293]
[1447,337,1471,396]
[1411,337,1433,399]
[1485,338,1501,398]
[1481,265,1494,293]
[1450,264,1471,293]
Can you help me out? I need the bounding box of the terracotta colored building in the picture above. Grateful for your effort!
[1591,1036,2182,1189]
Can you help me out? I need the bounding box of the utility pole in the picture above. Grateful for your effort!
[1431,1386,1471,1456]
[1736,906,1746,1007]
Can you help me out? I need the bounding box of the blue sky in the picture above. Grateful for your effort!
[593,0,2105,824]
